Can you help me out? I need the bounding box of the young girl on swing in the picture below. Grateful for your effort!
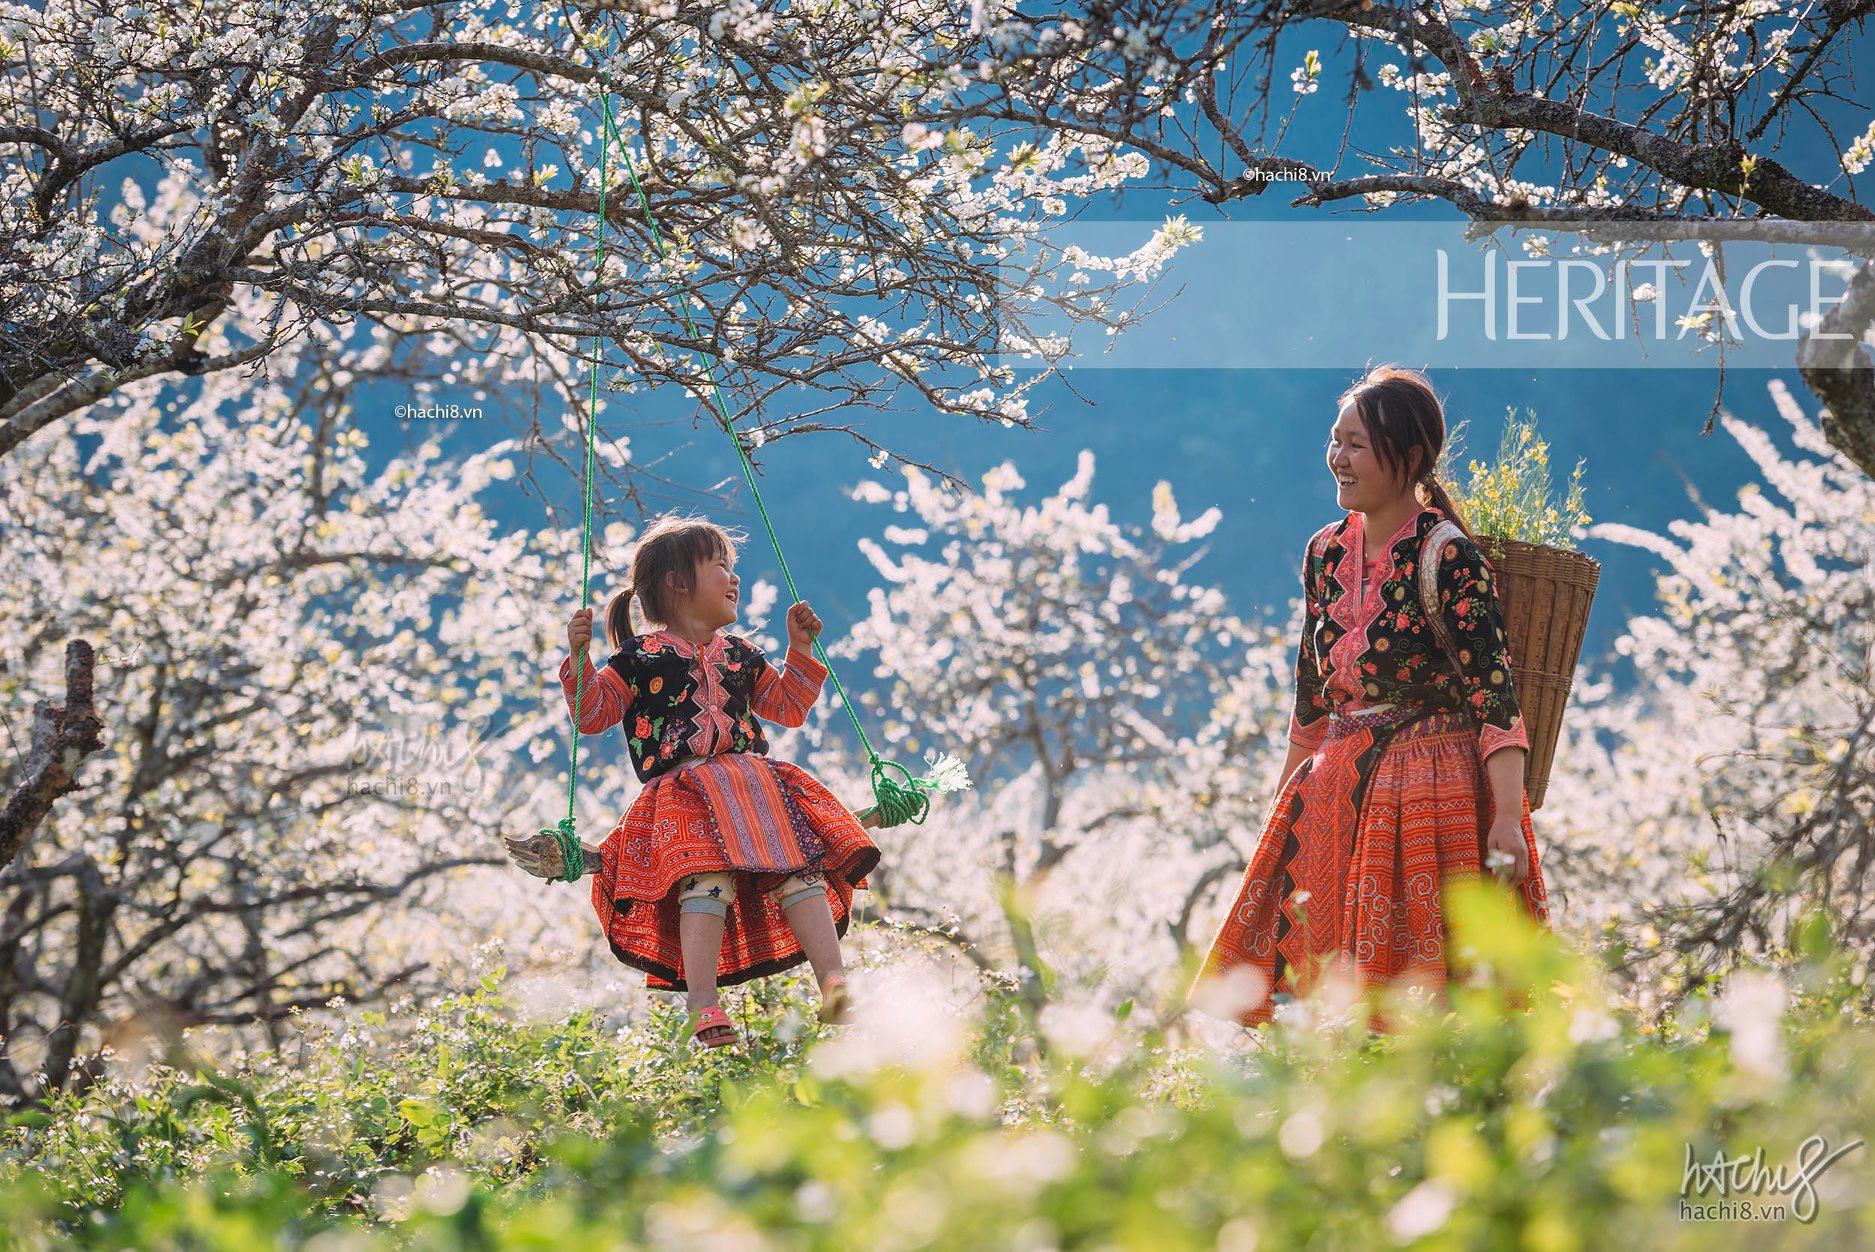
[507,514,882,1050]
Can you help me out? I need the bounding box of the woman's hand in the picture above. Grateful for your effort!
[1480,748,1529,887]
[1483,813,1530,886]
[567,607,594,656]
[785,600,822,649]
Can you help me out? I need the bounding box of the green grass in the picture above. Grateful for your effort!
[4,883,1873,1249]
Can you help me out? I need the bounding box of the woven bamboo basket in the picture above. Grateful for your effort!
[1473,536,1600,810]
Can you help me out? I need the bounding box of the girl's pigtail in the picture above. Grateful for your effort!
[605,585,636,647]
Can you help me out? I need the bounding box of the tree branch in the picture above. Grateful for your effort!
[0,640,106,871]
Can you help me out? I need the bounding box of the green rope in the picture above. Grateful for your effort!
[545,817,585,885]
[591,86,958,827]
[535,84,614,884]
[537,46,967,875]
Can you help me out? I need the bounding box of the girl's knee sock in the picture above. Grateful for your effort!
[776,882,823,912]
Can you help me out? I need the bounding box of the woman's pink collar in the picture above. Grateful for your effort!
[1346,503,1439,548]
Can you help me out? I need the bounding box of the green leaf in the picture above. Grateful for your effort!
[398,1098,437,1128]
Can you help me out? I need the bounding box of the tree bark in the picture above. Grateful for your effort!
[0,640,106,872]
[1801,257,1875,479]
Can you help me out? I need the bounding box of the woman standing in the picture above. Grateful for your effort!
[1189,365,1550,1030]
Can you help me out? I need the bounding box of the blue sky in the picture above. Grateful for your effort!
[362,13,1868,692]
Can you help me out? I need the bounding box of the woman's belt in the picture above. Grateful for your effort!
[1324,701,1471,739]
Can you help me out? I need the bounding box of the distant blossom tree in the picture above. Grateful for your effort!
[0,307,591,1103]
[821,452,1294,1029]
[1543,379,1875,1012]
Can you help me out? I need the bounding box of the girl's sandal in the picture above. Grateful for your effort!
[817,973,855,1025]
[689,1004,740,1050]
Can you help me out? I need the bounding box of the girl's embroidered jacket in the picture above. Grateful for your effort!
[558,629,828,782]
[1287,505,1531,763]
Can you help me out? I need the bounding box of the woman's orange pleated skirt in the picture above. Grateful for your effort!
[1191,706,1550,1029]
[588,757,881,992]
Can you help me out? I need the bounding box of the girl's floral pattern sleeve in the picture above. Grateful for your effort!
[1433,535,1529,761]
[1287,537,1330,753]
[558,650,634,735]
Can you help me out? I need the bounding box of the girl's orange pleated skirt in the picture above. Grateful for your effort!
[588,757,881,992]
[1191,706,1550,1029]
